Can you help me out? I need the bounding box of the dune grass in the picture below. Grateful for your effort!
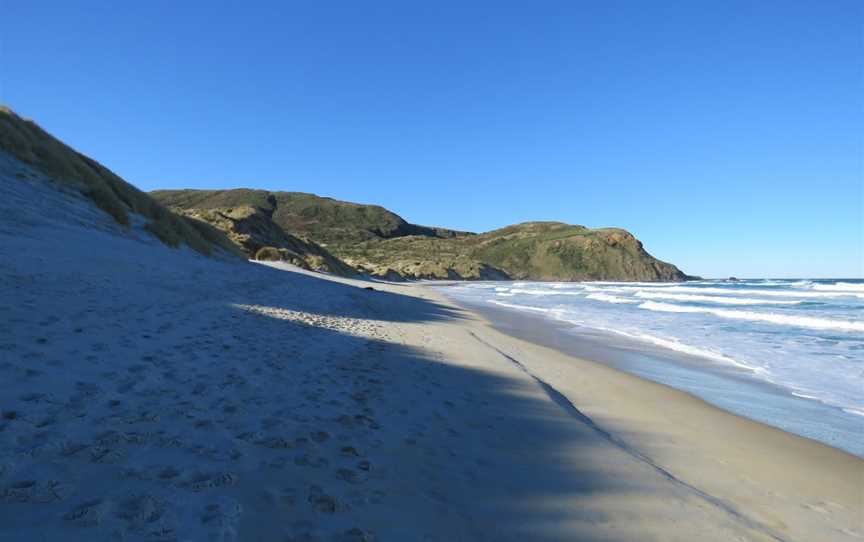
[0,106,242,258]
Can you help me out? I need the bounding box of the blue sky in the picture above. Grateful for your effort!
[2,1,861,278]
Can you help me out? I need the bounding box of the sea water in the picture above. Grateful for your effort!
[441,279,864,456]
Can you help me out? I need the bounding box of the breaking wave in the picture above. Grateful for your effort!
[637,301,864,332]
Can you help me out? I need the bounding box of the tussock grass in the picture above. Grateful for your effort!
[0,106,242,258]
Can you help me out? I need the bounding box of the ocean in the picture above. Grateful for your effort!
[440,279,864,456]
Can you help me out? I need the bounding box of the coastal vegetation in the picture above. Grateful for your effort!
[0,107,242,258]
[153,189,688,281]
[171,205,353,275]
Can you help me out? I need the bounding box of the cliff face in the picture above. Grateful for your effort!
[152,189,689,282]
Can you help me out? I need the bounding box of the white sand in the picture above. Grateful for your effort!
[1,158,862,541]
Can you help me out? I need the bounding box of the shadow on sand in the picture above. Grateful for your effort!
[222,266,684,542]
[0,255,734,542]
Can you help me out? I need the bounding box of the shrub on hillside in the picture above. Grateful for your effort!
[255,246,284,261]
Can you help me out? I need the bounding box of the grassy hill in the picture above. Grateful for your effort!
[153,189,688,281]
[469,222,685,281]
[151,189,471,245]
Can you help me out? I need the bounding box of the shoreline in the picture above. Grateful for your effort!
[396,279,862,540]
[441,291,864,458]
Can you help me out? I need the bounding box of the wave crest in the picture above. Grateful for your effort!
[637,301,864,332]
[633,291,801,305]
[811,282,864,292]
[586,293,639,304]
[624,286,864,299]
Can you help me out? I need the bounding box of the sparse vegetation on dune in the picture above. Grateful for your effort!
[173,205,354,275]
[0,106,243,258]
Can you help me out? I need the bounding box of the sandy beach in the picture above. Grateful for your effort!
[1,173,862,541]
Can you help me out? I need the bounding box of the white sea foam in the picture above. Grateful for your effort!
[633,291,801,305]
[637,301,864,332]
[488,300,551,313]
[582,285,627,293]
[584,281,679,287]
[791,391,823,401]
[623,286,864,299]
[842,407,864,417]
[508,288,583,296]
[594,281,677,285]
[485,297,766,374]
[551,315,765,373]
[444,279,864,455]
[811,282,864,292]
[586,293,639,304]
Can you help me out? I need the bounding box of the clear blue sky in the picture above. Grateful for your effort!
[2,1,861,278]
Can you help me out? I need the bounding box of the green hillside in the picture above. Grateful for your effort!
[153,189,688,281]
[150,189,471,245]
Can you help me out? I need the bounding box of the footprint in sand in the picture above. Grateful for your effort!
[63,498,110,527]
[116,493,170,528]
[295,454,330,468]
[2,479,70,503]
[336,468,367,484]
[338,527,377,542]
[307,485,339,514]
[340,446,360,457]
